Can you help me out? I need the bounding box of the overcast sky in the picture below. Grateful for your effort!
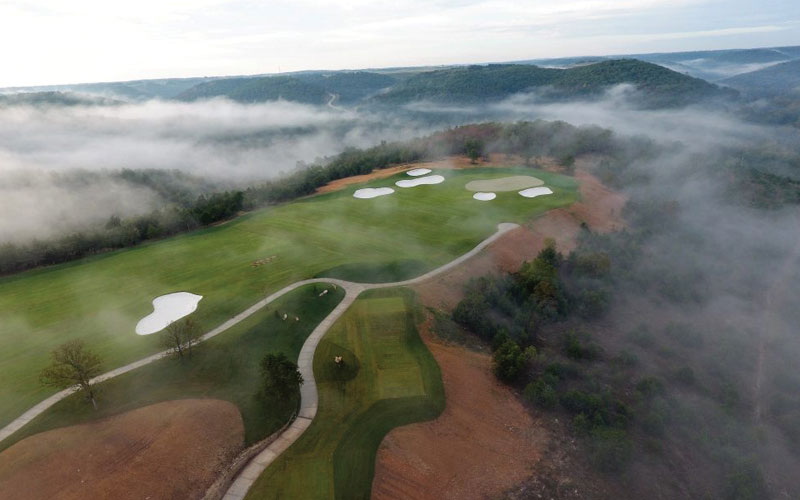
[1,0,798,87]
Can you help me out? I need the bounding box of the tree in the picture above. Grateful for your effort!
[493,339,526,383]
[260,353,303,400]
[40,340,103,409]
[160,318,202,360]
[465,138,484,164]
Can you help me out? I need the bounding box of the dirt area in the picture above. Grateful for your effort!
[415,159,626,310]
[372,317,548,500]
[0,399,243,500]
[316,154,530,194]
[372,157,627,499]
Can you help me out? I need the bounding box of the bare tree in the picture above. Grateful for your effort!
[160,318,202,360]
[40,340,103,409]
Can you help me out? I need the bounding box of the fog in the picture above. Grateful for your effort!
[2,80,799,496]
[0,98,436,244]
[0,98,420,180]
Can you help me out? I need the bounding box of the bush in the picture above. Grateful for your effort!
[635,377,666,399]
[564,332,600,361]
[545,362,581,381]
[723,460,769,500]
[524,379,558,409]
[493,339,526,383]
[591,427,633,473]
[664,322,704,348]
[672,365,696,385]
[626,324,654,348]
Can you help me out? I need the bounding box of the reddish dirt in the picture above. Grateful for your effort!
[415,161,626,310]
[372,159,626,500]
[0,399,244,500]
[316,154,533,194]
[372,317,548,500]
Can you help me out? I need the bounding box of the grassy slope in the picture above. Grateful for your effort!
[0,166,576,427]
[247,288,444,500]
[0,284,344,452]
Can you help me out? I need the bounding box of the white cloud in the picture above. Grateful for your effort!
[0,0,796,86]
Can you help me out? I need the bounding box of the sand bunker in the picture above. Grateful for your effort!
[353,187,395,199]
[473,192,496,201]
[406,168,432,177]
[465,175,543,192]
[518,186,553,198]
[395,175,445,188]
[135,292,203,335]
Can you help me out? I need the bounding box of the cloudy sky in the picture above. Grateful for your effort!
[1,0,798,87]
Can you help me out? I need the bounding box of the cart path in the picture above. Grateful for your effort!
[0,222,518,460]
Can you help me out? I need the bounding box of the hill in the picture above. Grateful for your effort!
[523,45,800,81]
[0,77,213,101]
[0,91,120,107]
[721,59,800,96]
[372,60,731,107]
[176,71,396,104]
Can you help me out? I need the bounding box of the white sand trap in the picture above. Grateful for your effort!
[518,186,554,198]
[353,187,394,199]
[473,192,496,201]
[135,292,203,335]
[395,175,445,188]
[406,168,432,176]
[465,175,544,192]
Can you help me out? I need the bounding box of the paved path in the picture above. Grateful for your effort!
[222,222,518,499]
[0,222,519,497]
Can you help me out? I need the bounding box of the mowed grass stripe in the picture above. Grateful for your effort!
[246,288,444,500]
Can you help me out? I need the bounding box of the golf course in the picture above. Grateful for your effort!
[246,288,444,500]
[0,165,577,430]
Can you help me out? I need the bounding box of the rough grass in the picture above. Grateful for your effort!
[0,284,344,452]
[0,166,575,427]
[246,288,445,500]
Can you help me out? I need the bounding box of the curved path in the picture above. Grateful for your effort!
[0,223,519,497]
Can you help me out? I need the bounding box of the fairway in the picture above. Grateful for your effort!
[0,284,344,451]
[246,288,444,500]
[0,165,577,427]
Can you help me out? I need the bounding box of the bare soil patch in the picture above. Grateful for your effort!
[373,159,627,499]
[0,399,243,500]
[316,154,531,194]
[414,162,625,310]
[372,317,547,500]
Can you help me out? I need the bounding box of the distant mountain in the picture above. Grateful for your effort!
[176,72,396,104]
[522,46,800,82]
[372,60,732,108]
[0,77,213,101]
[721,59,800,96]
[0,91,120,107]
[177,76,328,104]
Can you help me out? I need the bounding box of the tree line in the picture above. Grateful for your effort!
[1,120,631,277]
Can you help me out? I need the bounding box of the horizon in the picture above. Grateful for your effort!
[2,0,799,88]
[3,42,799,90]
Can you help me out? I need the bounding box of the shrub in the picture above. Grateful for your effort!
[636,377,666,399]
[524,379,558,409]
[493,339,526,383]
[591,427,633,473]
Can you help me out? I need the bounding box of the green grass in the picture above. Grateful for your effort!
[246,288,444,500]
[0,284,344,452]
[0,165,576,427]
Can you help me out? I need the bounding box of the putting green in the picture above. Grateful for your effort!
[465,175,544,192]
[246,288,444,500]
[0,166,577,427]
